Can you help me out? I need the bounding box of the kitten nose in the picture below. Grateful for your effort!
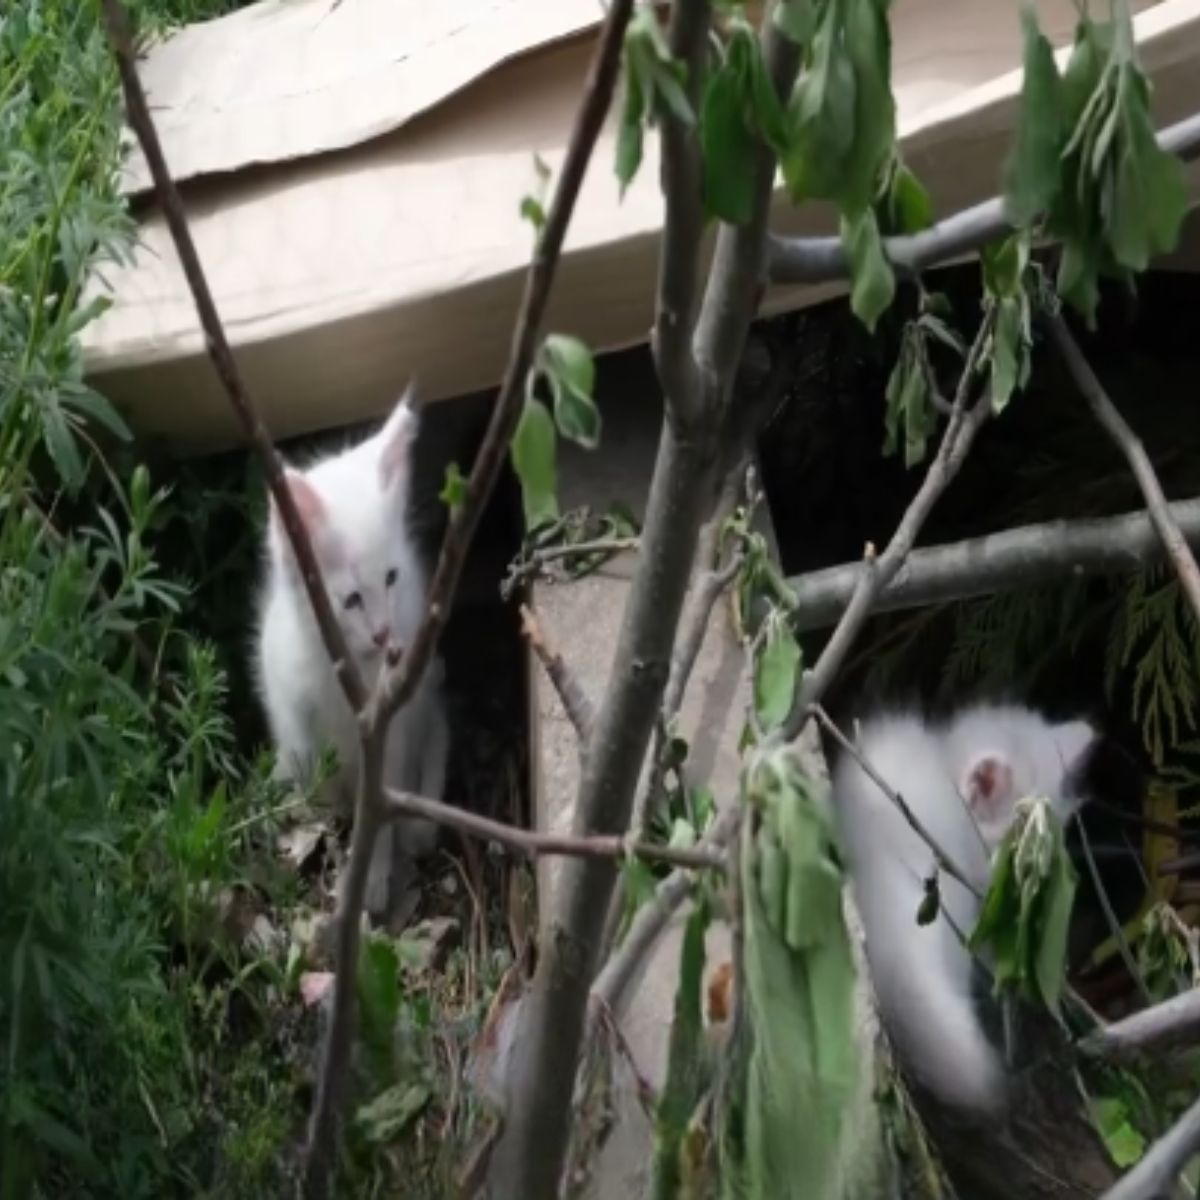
[371,626,390,648]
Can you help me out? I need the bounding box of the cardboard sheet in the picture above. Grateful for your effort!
[81,0,1194,452]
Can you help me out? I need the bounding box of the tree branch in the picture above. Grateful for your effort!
[1045,311,1200,626]
[521,602,595,746]
[1098,1092,1200,1200]
[767,112,1200,285]
[99,0,366,714]
[487,9,804,1195]
[776,497,1200,632]
[786,311,994,729]
[367,0,637,732]
[1080,988,1200,1063]
[383,788,723,872]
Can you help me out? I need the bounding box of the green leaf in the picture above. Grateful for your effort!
[510,397,559,531]
[1004,5,1065,227]
[519,195,546,231]
[1091,1096,1147,1169]
[886,161,933,234]
[355,1082,432,1144]
[542,333,600,449]
[773,0,817,46]
[883,330,934,467]
[753,611,802,730]
[701,60,756,224]
[439,461,468,511]
[841,208,895,332]
[616,50,648,192]
[357,934,402,1086]
[727,749,857,1197]
[989,296,1024,414]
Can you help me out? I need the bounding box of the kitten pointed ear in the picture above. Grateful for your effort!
[1053,719,1097,773]
[962,752,1015,823]
[272,469,325,539]
[379,382,418,490]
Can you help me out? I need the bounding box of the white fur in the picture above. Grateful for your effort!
[254,387,451,918]
[831,703,1096,1113]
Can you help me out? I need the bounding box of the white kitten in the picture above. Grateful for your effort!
[254,387,451,919]
[831,703,1096,1113]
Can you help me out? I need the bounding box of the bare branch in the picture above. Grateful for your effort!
[1098,1092,1200,1200]
[768,112,1200,285]
[368,0,638,731]
[777,497,1200,632]
[653,0,711,424]
[489,11,805,1194]
[521,602,595,745]
[1045,311,1200,626]
[383,789,724,872]
[99,0,367,713]
[807,705,980,897]
[1080,989,1200,1063]
[787,312,994,727]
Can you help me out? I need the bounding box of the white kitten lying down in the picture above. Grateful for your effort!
[254,387,450,919]
[831,703,1097,1113]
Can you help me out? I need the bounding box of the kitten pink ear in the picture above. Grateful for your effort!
[962,752,1015,822]
[1052,719,1096,773]
[379,382,418,490]
[272,469,325,539]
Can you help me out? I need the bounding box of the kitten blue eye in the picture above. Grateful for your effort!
[385,568,398,587]
[343,591,363,610]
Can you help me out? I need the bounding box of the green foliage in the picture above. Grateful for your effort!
[969,798,1077,1017]
[700,14,787,224]
[616,6,696,193]
[752,609,802,731]
[979,234,1037,414]
[510,396,559,531]
[724,746,857,1199]
[1106,569,1200,768]
[1006,6,1189,324]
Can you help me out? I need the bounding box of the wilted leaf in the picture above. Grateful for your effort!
[1005,6,1065,227]
[753,610,802,730]
[701,62,756,224]
[841,208,895,331]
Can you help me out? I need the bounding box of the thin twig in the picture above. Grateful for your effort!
[504,536,640,598]
[1098,1092,1200,1200]
[807,705,980,897]
[1045,311,1200,626]
[767,113,1200,285]
[1076,810,1154,1007]
[1080,988,1200,1063]
[99,0,366,714]
[520,602,595,746]
[786,311,995,730]
[368,0,636,732]
[775,496,1200,632]
[382,789,724,872]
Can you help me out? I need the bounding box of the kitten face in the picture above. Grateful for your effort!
[269,388,421,667]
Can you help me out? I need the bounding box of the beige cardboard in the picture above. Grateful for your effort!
[82,0,1192,452]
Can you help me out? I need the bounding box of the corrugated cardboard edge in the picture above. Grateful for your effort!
[120,0,608,195]
[86,0,1200,452]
